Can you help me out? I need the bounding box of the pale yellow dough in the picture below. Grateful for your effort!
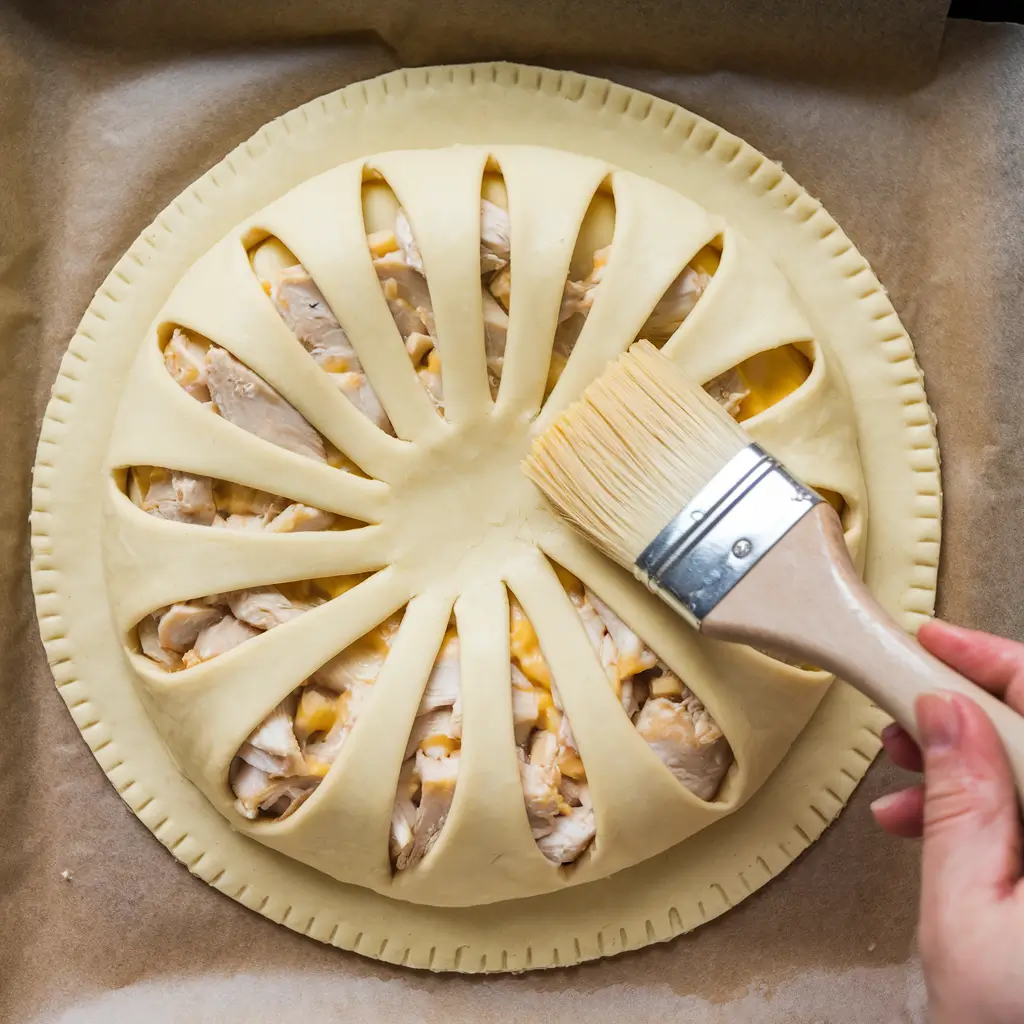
[30,63,940,970]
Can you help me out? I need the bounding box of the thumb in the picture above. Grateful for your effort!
[918,692,1021,931]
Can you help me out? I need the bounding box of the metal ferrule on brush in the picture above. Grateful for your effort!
[634,444,822,628]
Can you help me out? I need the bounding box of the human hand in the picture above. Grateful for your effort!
[870,620,1024,1024]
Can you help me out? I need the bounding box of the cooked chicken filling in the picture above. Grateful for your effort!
[546,244,729,403]
[557,566,733,802]
[143,328,353,525]
[164,331,331,463]
[509,596,596,865]
[268,266,393,433]
[370,198,510,406]
[506,572,730,867]
[136,575,364,673]
[229,611,402,821]
[389,627,462,870]
[128,466,345,534]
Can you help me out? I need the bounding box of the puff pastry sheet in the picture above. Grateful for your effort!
[30,63,940,971]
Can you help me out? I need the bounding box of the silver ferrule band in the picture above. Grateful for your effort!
[634,443,822,627]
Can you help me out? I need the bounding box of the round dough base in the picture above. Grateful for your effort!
[30,63,940,972]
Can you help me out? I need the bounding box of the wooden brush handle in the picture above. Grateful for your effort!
[703,504,1024,794]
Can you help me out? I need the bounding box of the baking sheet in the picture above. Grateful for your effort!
[3,2,1023,1020]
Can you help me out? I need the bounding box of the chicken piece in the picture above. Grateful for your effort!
[558,245,611,323]
[264,503,336,533]
[620,679,639,720]
[587,591,658,678]
[156,602,225,653]
[510,665,540,746]
[634,694,733,801]
[374,252,434,340]
[230,761,275,819]
[558,776,589,807]
[138,468,217,526]
[398,748,460,869]
[168,473,217,525]
[575,593,607,651]
[271,266,359,371]
[519,731,564,838]
[389,757,420,864]
[488,265,511,311]
[226,587,307,631]
[331,370,392,432]
[182,614,260,667]
[390,792,417,866]
[230,759,318,820]
[704,367,751,419]
[205,347,326,462]
[558,279,592,324]
[548,245,611,388]
[315,633,389,694]
[550,686,586,780]
[640,264,712,345]
[137,614,182,670]
[394,209,423,274]
[482,288,509,391]
[163,327,211,401]
[247,701,303,765]
[545,319,582,399]
[536,804,596,864]
[237,741,291,776]
[404,709,456,761]
[599,633,619,690]
[302,707,351,767]
[262,779,319,819]
[417,635,461,715]
[381,287,429,339]
[480,199,511,274]
[449,692,464,740]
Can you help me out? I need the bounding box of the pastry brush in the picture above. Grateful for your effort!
[524,340,1024,786]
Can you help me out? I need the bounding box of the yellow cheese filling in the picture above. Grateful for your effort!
[510,600,552,689]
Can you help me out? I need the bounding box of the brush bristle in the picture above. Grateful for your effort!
[524,341,750,568]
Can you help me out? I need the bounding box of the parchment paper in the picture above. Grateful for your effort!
[3,2,1023,1021]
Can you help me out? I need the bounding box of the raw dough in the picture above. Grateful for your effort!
[30,63,939,970]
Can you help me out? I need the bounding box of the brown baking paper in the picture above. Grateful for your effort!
[3,1,1023,1020]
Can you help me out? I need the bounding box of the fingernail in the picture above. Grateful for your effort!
[870,792,902,815]
[916,693,962,752]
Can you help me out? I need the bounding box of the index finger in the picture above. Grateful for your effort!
[918,620,1024,714]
